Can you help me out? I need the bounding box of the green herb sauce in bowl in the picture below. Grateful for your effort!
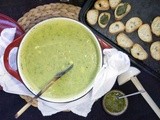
[103,90,128,116]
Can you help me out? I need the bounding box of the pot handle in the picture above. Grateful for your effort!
[97,36,111,49]
[3,35,24,81]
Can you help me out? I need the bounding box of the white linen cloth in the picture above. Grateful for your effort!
[0,28,130,117]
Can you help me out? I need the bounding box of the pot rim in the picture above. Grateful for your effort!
[17,17,103,103]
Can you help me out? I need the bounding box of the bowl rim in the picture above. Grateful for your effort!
[17,17,103,103]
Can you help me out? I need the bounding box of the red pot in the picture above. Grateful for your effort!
[4,18,111,102]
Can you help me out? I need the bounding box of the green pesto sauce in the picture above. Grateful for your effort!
[104,91,127,113]
[116,3,128,16]
[19,19,101,101]
[100,15,109,25]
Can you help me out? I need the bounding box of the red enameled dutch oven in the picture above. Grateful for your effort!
[3,17,111,102]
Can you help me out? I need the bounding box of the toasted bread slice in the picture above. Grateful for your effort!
[138,24,152,42]
[150,41,160,60]
[131,43,148,60]
[94,0,110,10]
[116,33,134,48]
[151,16,160,37]
[109,21,125,34]
[125,17,143,33]
[86,9,99,25]
[114,3,131,20]
[98,12,110,28]
[109,0,121,9]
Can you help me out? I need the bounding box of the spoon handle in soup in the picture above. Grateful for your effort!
[15,64,73,119]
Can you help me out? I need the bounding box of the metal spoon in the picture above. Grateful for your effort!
[117,90,145,99]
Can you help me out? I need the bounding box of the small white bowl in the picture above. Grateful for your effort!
[102,90,128,116]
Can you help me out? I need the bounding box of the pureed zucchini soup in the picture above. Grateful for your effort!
[18,18,102,102]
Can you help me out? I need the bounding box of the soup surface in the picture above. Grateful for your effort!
[19,18,101,102]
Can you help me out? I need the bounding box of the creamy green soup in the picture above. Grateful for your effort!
[18,18,101,102]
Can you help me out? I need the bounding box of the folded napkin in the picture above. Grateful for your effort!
[0,28,130,117]
[92,49,130,100]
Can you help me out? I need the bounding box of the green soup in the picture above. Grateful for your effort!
[18,18,102,102]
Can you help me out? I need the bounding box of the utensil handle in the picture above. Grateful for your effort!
[3,35,24,81]
[131,77,160,118]
[118,90,145,99]
[15,102,32,119]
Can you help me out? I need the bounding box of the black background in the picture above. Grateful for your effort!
[0,0,160,120]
